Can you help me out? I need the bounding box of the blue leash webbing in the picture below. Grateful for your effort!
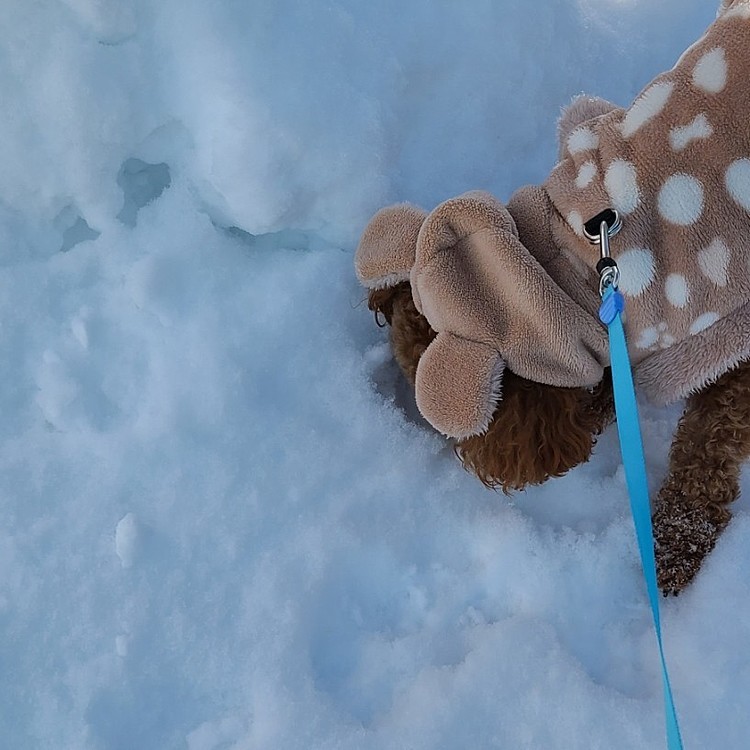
[601,286,684,750]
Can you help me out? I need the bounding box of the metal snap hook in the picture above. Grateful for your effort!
[583,208,622,297]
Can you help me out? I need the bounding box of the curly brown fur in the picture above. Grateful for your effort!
[458,372,613,492]
[654,359,750,595]
[369,283,614,492]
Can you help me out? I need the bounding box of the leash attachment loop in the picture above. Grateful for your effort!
[583,207,622,244]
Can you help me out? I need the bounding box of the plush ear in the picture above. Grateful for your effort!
[557,95,621,159]
[415,191,518,265]
[415,331,505,439]
[410,190,518,316]
[355,204,427,290]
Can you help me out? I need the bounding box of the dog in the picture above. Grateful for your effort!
[357,1,750,595]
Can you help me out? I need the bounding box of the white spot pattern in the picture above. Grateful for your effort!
[722,4,750,19]
[575,161,597,189]
[615,247,656,297]
[692,48,728,93]
[669,114,713,152]
[567,127,599,155]
[567,210,584,236]
[698,238,730,286]
[658,174,704,225]
[636,323,675,350]
[726,159,750,211]
[661,333,676,348]
[690,312,721,335]
[636,327,659,350]
[665,273,690,308]
[621,82,675,138]
[605,160,640,215]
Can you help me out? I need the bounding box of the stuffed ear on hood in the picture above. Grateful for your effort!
[354,203,426,290]
[355,196,508,439]
[356,191,609,440]
[556,95,622,160]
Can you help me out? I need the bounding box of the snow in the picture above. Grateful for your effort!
[115,513,138,569]
[0,0,746,748]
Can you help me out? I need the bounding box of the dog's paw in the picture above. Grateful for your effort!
[652,489,730,596]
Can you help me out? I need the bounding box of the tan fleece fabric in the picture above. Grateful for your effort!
[355,204,426,289]
[415,332,505,440]
[355,2,750,437]
[545,3,750,403]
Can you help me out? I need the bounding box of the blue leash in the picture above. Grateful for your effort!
[600,286,684,750]
[585,209,683,748]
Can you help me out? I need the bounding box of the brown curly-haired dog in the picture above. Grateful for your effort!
[369,282,750,596]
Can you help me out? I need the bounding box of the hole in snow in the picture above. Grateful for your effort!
[54,205,100,252]
[117,158,171,227]
[218,223,332,252]
[61,216,100,252]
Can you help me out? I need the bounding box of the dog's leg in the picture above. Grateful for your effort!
[653,359,750,595]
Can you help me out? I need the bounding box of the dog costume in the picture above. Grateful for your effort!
[356,1,750,439]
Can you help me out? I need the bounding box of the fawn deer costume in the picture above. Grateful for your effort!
[356,1,750,439]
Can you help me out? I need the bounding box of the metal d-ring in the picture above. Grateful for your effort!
[583,208,622,248]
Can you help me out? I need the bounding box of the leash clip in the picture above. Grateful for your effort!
[583,209,622,298]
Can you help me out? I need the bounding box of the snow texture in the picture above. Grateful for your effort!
[1,1,746,749]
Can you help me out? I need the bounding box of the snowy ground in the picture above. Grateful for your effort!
[2,1,748,748]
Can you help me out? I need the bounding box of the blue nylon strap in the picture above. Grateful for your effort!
[601,287,684,750]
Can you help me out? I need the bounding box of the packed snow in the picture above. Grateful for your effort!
[1,1,748,748]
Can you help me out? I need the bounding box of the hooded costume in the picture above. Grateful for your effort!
[355,0,750,439]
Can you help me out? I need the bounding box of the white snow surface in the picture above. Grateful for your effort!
[1,1,747,748]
